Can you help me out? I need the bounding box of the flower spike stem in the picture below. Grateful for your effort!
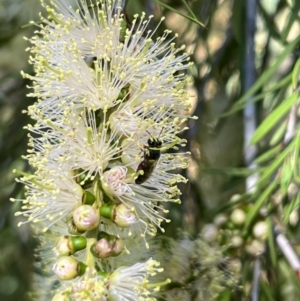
[85,238,97,268]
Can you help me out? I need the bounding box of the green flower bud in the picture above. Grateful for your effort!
[99,203,115,220]
[225,220,235,230]
[77,170,95,186]
[53,256,86,280]
[213,213,228,227]
[252,221,268,240]
[230,194,241,202]
[82,190,96,205]
[119,17,127,43]
[100,203,137,228]
[117,84,130,100]
[97,231,111,240]
[227,258,242,274]
[73,205,100,231]
[287,182,298,199]
[245,239,265,256]
[230,235,243,248]
[55,235,87,256]
[230,208,246,226]
[201,224,218,242]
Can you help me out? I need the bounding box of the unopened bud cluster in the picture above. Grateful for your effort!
[201,195,269,257]
[153,235,241,300]
[91,232,124,258]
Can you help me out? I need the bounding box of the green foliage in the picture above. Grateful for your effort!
[153,0,206,28]
[215,0,300,298]
[251,93,299,144]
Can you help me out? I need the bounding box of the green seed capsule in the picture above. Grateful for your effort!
[55,236,87,256]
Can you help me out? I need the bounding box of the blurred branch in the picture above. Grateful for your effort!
[243,0,257,190]
[251,258,261,301]
[242,1,261,299]
[275,228,300,275]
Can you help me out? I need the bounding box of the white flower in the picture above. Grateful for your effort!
[108,259,163,301]
[25,103,189,239]
[109,107,139,137]
[12,169,83,232]
[57,268,106,301]
[24,0,191,124]
[25,110,125,183]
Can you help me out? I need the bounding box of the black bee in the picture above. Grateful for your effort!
[135,130,163,184]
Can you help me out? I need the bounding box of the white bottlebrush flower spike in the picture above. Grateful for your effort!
[14,0,194,299]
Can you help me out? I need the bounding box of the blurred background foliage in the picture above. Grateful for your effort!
[0,0,299,300]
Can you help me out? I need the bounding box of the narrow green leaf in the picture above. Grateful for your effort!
[267,87,288,112]
[259,4,282,45]
[223,34,300,117]
[251,92,299,144]
[181,0,198,21]
[226,74,292,114]
[214,193,251,213]
[241,259,251,293]
[267,218,277,267]
[281,0,300,43]
[202,167,258,177]
[257,139,296,186]
[280,158,293,197]
[261,280,275,301]
[279,260,300,295]
[216,288,231,301]
[292,58,300,90]
[254,145,281,164]
[244,180,278,232]
[284,192,300,224]
[269,120,287,146]
[153,0,206,28]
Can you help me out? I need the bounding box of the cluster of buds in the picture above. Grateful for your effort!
[150,235,241,300]
[11,0,193,300]
[202,195,269,257]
